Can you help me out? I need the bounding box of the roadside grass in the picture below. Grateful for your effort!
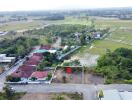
[0,92,25,100]
[51,92,83,100]
[20,93,83,100]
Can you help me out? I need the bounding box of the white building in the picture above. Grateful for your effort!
[0,54,15,63]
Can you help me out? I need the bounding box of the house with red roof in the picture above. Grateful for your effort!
[11,65,35,79]
[24,60,39,66]
[30,71,48,80]
[18,65,36,71]
[11,70,33,79]
[40,45,51,50]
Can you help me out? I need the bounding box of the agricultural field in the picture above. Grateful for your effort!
[74,17,132,55]
[45,16,92,25]
[88,40,132,55]
[0,20,44,31]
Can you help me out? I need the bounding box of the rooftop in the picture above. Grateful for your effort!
[30,71,48,79]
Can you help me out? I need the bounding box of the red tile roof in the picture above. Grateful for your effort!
[11,70,33,78]
[33,53,43,57]
[18,65,35,71]
[30,71,48,79]
[29,55,43,62]
[24,60,39,66]
[40,45,51,50]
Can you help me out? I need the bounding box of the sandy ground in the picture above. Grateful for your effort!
[84,73,104,84]
[71,53,99,67]
[53,69,104,84]
[53,70,82,84]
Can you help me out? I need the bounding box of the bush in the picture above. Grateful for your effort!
[124,80,132,84]
[6,75,21,82]
[47,73,52,80]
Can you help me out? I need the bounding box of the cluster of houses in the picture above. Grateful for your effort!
[9,45,56,84]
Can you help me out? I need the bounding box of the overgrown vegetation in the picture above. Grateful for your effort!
[95,48,132,84]
[37,52,58,71]
[0,85,25,100]
[52,92,83,100]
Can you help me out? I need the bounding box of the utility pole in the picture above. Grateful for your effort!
[82,66,85,84]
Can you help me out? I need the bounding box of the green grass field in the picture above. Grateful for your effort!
[45,17,92,25]
[88,40,132,55]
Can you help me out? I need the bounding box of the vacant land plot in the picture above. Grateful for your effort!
[53,69,82,84]
[20,93,83,100]
[53,68,104,84]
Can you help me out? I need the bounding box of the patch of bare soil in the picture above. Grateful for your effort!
[84,73,104,84]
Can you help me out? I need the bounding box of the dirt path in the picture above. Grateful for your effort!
[71,53,99,67]
[52,37,61,48]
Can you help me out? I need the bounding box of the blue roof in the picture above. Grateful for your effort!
[33,49,48,53]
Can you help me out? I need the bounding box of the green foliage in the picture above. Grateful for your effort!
[30,77,37,81]
[52,95,65,100]
[47,73,52,80]
[6,75,21,82]
[29,24,87,36]
[3,85,15,100]
[0,37,39,57]
[80,34,86,45]
[96,48,132,83]
[98,90,104,99]
[37,53,58,71]
[124,80,132,84]
[63,60,80,66]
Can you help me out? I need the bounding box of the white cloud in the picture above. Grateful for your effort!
[0,0,132,11]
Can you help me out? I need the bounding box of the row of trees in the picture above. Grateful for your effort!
[95,48,132,83]
[0,37,40,57]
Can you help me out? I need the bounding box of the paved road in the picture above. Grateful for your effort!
[10,84,97,100]
[0,59,25,91]
[10,84,132,100]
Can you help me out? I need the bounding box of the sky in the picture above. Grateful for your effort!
[0,0,132,11]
